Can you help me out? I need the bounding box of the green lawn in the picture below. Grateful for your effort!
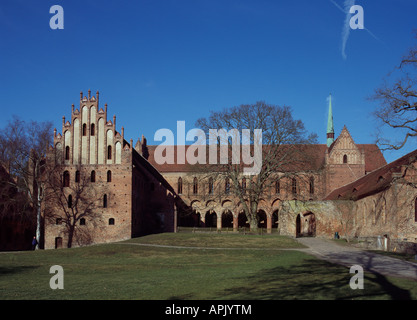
[1,232,417,300]
[125,232,306,249]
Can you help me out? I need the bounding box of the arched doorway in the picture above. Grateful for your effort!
[222,210,233,228]
[257,210,267,229]
[296,214,301,237]
[296,212,316,237]
[272,210,279,230]
[205,211,217,228]
[238,211,250,228]
[178,208,200,227]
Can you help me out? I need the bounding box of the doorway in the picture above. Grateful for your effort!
[296,212,316,237]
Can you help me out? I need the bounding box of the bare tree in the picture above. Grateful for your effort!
[42,164,101,248]
[194,101,318,232]
[0,116,53,249]
[372,32,417,151]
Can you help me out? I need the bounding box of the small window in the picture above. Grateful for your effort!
[107,146,112,160]
[80,218,86,226]
[291,178,297,194]
[82,123,87,136]
[68,195,72,208]
[91,170,96,182]
[103,194,108,208]
[225,178,230,194]
[65,146,70,160]
[107,170,112,182]
[75,170,80,183]
[63,171,70,187]
[275,180,280,194]
[309,177,314,194]
[193,177,198,195]
[109,218,115,225]
[90,123,95,136]
[178,177,183,194]
[343,154,348,164]
[208,177,214,195]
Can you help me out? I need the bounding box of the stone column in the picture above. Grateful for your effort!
[267,213,272,234]
[233,214,238,232]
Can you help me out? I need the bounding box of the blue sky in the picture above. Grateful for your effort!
[0,0,416,163]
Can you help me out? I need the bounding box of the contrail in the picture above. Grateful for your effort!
[341,0,355,60]
[329,0,384,60]
[329,0,345,13]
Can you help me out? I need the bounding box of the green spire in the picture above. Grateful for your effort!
[327,94,334,147]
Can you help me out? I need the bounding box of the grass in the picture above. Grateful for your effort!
[125,232,306,249]
[1,232,417,300]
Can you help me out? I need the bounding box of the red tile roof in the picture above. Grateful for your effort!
[145,143,386,174]
[325,148,417,201]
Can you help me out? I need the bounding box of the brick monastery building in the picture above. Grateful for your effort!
[42,91,417,251]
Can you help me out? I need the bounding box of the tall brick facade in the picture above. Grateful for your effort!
[43,91,176,249]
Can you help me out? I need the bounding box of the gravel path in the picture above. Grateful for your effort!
[296,237,417,280]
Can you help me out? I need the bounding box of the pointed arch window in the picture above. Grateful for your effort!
[208,177,214,195]
[107,170,112,182]
[90,170,96,183]
[63,171,70,187]
[82,123,87,136]
[225,177,230,194]
[75,170,80,183]
[65,146,70,160]
[68,195,73,208]
[309,177,315,194]
[193,177,198,195]
[107,145,112,160]
[177,177,183,194]
[291,178,297,194]
[103,194,108,208]
[343,154,348,164]
[90,123,95,136]
[275,180,280,194]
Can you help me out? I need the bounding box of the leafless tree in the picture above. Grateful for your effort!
[194,101,318,232]
[372,32,417,151]
[42,164,101,248]
[0,116,53,248]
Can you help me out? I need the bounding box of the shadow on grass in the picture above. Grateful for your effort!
[213,258,412,300]
[0,266,39,277]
